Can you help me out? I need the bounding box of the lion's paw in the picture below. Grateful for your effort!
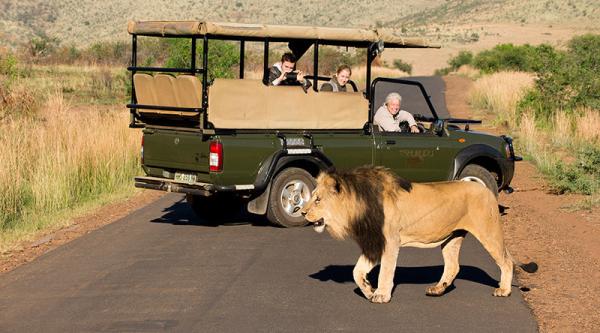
[361,288,374,299]
[493,288,511,297]
[425,285,445,297]
[369,291,391,304]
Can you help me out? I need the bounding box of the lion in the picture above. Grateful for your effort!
[300,166,538,304]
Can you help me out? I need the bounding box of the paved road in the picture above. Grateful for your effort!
[0,193,537,332]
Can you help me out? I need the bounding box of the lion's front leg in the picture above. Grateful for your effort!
[353,254,376,299]
[371,245,400,304]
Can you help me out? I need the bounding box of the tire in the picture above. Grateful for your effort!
[458,164,499,197]
[267,167,316,227]
[186,193,241,224]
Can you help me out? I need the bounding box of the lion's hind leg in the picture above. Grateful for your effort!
[426,231,467,297]
[469,228,514,297]
[353,254,377,300]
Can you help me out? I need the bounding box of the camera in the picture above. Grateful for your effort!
[285,71,299,81]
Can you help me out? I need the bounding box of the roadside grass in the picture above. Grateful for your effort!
[469,71,535,128]
[0,68,140,253]
[469,71,600,201]
[29,65,130,105]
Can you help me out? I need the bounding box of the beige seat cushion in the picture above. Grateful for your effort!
[133,74,199,117]
[208,79,368,129]
[133,73,157,105]
[176,75,203,108]
[154,74,180,107]
[208,79,268,127]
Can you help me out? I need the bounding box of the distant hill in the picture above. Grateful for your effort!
[1,0,598,47]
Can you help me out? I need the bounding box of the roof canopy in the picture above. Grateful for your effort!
[127,21,439,48]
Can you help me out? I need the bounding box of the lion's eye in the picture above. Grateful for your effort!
[314,197,321,204]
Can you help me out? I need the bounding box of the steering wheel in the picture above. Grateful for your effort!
[399,121,425,133]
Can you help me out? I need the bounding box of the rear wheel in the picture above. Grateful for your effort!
[458,164,498,197]
[267,167,316,227]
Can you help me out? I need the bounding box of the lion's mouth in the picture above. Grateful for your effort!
[312,218,326,233]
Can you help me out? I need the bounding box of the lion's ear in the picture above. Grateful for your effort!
[321,173,340,194]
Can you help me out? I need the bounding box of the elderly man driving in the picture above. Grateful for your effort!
[373,92,419,133]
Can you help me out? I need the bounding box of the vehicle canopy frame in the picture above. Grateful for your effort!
[126,20,440,130]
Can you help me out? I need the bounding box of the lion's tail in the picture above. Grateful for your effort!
[507,250,538,273]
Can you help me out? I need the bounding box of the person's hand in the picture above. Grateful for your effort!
[410,125,419,133]
[278,71,287,81]
[297,70,305,82]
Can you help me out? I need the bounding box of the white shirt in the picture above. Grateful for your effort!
[373,105,417,132]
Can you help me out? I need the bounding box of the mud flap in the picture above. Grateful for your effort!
[247,184,271,215]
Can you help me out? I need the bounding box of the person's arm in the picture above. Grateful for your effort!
[374,109,400,132]
[320,83,333,91]
[396,110,419,132]
[268,67,284,86]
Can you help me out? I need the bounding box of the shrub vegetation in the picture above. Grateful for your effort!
[465,34,600,199]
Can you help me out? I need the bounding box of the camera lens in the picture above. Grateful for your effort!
[286,72,298,81]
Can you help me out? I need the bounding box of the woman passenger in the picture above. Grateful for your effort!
[320,65,352,92]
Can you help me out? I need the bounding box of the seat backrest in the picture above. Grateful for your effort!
[133,73,157,105]
[132,73,203,117]
[175,75,203,108]
[208,79,268,128]
[208,78,368,129]
[154,74,180,107]
[312,91,368,129]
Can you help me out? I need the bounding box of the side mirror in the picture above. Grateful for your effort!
[433,119,445,136]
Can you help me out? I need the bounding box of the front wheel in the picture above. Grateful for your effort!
[458,164,499,197]
[267,168,316,227]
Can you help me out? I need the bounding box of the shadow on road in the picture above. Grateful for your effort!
[309,264,498,292]
[150,197,270,227]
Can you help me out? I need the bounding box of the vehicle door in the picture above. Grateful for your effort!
[371,78,454,182]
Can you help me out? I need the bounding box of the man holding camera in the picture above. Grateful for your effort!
[267,52,312,89]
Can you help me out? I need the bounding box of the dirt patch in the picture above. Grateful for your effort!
[0,190,164,275]
[445,74,600,332]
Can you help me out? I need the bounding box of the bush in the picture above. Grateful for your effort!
[547,146,600,195]
[27,33,60,60]
[164,39,240,79]
[448,51,473,70]
[520,34,600,119]
[0,52,20,80]
[393,59,413,74]
[472,43,558,73]
[434,50,473,75]
[85,41,129,65]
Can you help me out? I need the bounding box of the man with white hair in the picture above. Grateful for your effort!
[373,92,419,133]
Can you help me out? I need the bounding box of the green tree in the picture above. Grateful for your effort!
[164,39,239,79]
[520,34,600,118]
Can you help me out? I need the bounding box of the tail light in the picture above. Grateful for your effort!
[141,135,144,165]
[209,140,223,172]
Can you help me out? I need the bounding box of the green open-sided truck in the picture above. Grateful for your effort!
[127,21,520,227]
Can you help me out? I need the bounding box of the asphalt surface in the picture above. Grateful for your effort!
[0,193,537,332]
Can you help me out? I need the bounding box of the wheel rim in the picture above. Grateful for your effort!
[460,176,487,187]
[280,179,311,218]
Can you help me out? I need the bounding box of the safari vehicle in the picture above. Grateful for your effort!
[127,21,521,227]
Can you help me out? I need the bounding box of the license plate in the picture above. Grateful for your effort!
[174,172,197,183]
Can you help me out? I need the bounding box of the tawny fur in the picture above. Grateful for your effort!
[302,166,536,303]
